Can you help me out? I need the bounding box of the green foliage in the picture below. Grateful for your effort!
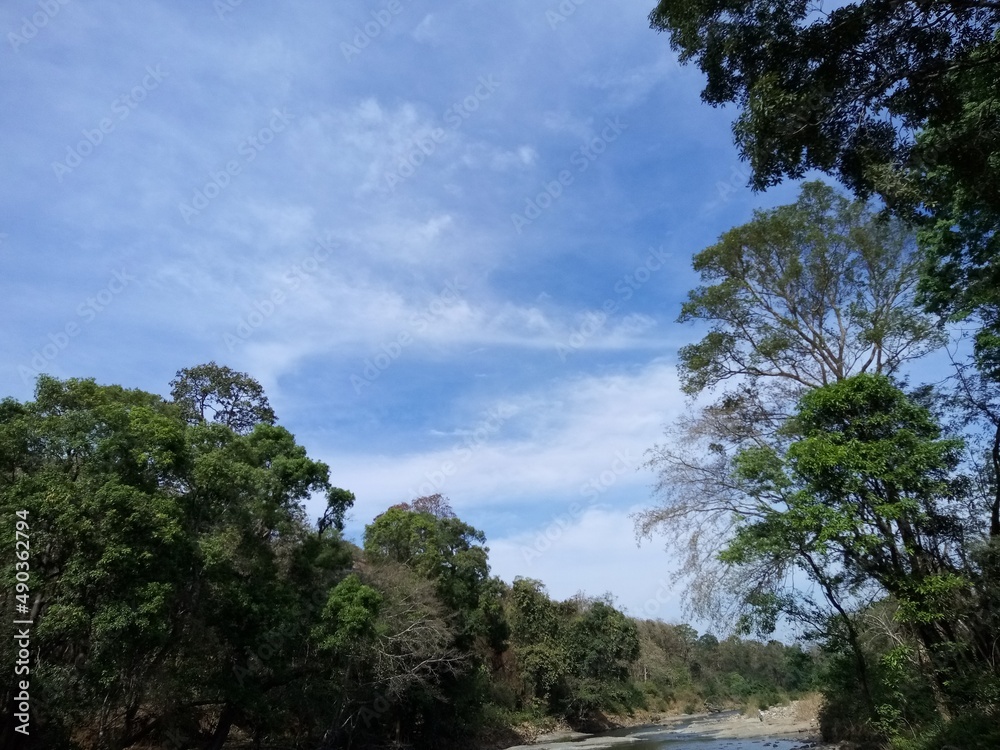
[721,374,1000,742]
[0,369,830,748]
[891,711,1000,750]
[639,182,947,664]
[912,39,1000,377]
[647,0,1000,503]
[316,574,382,652]
[633,619,818,716]
[170,361,276,434]
[679,182,941,395]
[506,578,568,701]
[0,371,351,748]
[818,650,888,746]
[816,607,947,747]
[643,5,1000,732]
[648,0,999,198]
[566,602,639,682]
[642,155,1000,746]
[364,497,489,607]
[363,496,493,651]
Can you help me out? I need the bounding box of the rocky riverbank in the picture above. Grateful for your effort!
[662,700,822,740]
[498,698,838,750]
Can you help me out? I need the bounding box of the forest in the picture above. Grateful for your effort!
[0,364,819,748]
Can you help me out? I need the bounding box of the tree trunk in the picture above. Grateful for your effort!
[990,423,1000,537]
[207,703,236,750]
[913,634,952,721]
[802,549,876,712]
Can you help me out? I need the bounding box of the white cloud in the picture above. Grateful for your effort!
[488,506,687,622]
[1,0,789,630]
[325,359,685,524]
[489,145,538,171]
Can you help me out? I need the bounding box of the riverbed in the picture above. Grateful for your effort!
[502,709,824,750]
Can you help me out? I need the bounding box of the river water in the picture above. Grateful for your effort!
[507,712,818,750]
[597,724,808,750]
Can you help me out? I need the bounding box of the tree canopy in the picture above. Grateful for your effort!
[648,0,1000,375]
[0,372,351,748]
[639,177,1000,745]
[170,361,277,434]
[639,182,945,625]
[0,369,817,748]
[649,0,999,196]
[678,180,942,397]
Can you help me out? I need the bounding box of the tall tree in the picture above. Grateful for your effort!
[723,374,1000,722]
[361,498,507,741]
[647,0,1000,376]
[637,182,943,625]
[364,497,491,620]
[505,578,569,705]
[677,181,941,396]
[311,565,467,747]
[561,599,641,720]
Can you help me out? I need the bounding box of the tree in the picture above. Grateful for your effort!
[0,374,354,749]
[647,0,1000,377]
[914,56,1000,380]
[0,377,191,748]
[170,362,276,434]
[637,182,943,624]
[364,497,490,619]
[505,578,569,706]
[361,498,507,741]
[677,181,941,396]
[311,565,467,747]
[319,487,355,534]
[561,599,641,719]
[725,374,993,716]
[648,0,999,197]
[501,582,644,721]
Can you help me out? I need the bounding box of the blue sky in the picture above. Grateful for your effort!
[1,0,809,626]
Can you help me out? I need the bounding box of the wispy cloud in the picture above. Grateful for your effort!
[0,0,801,623]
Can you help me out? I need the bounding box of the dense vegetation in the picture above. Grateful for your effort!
[643,2,1000,745]
[0,364,818,749]
[639,181,1000,749]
